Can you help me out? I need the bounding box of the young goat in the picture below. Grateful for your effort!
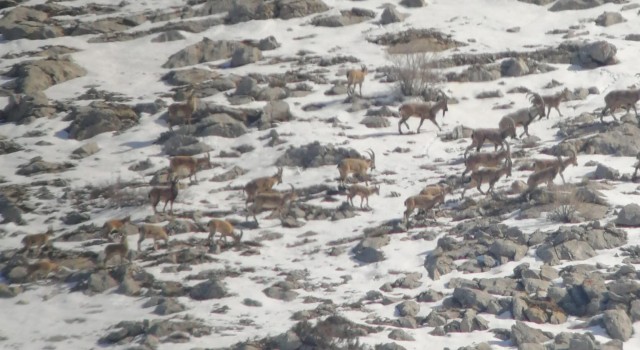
[498,92,545,138]
[540,88,571,119]
[22,227,54,256]
[169,152,211,183]
[148,177,179,214]
[247,184,297,225]
[207,219,243,245]
[26,259,60,279]
[462,142,511,179]
[103,233,130,266]
[167,88,198,127]
[398,90,448,134]
[461,158,512,198]
[523,157,564,200]
[244,167,284,206]
[403,192,446,225]
[346,65,368,97]
[101,215,131,240]
[464,117,516,158]
[346,184,380,209]
[532,148,577,184]
[137,224,170,251]
[601,88,640,123]
[337,149,376,186]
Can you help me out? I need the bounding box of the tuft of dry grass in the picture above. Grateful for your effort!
[386,52,443,97]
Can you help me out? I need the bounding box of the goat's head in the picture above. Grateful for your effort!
[436,89,449,116]
[366,149,376,170]
[275,167,284,184]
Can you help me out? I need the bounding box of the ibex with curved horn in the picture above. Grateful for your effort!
[244,167,284,206]
[337,149,376,186]
[498,92,545,138]
[398,89,449,134]
[346,65,368,97]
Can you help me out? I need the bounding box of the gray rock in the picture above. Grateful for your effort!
[603,309,633,341]
[189,278,228,300]
[151,30,186,43]
[71,142,100,159]
[630,300,640,321]
[63,211,90,225]
[593,163,619,180]
[225,0,329,24]
[380,6,405,25]
[258,36,280,50]
[162,68,214,86]
[416,289,443,302]
[274,141,361,168]
[263,286,299,301]
[230,46,262,67]
[353,246,385,263]
[424,253,455,280]
[361,116,391,128]
[210,165,247,182]
[574,41,617,68]
[8,266,28,284]
[400,0,425,7]
[161,134,212,156]
[16,157,75,176]
[396,300,420,317]
[154,297,186,315]
[87,271,118,294]
[453,287,495,312]
[489,239,527,261]
[196,114,247,138]
[117,277,141,296]
[536,240,597,265]
[0,91,56,124]
[388,329,414,341]
[518,344,545,350]
[510,321,553,346]
[0,7,64,40]
[163,38,246,69]
[0,283,18,298]
[358,235,391,250]
[278,0,331,20]
[273,330,302,350]
[549,0,604,12]
[261,100,293,127]
[6,57,87,94]
[595,12,625,26]
[66,101,139,141]
[0,193,24,225]
[616,204,640,227]
[501,58,529,77]
[256,87,288,101]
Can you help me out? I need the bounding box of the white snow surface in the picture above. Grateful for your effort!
[1,0,640,349]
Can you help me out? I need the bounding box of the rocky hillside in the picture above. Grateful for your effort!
[2,0,640,349]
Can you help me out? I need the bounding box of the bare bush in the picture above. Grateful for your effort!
[387,52,443,97]
[548,204,578,223]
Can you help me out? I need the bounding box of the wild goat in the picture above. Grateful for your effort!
[137,224,169,251]
[403,192,446,224]
[101,215,130,239]
[21,227,54,256]
[398,90,449,134]
[169,153,211,183]
[346,184,380,209]
[148,177,179,214]
[461,158,512,198]
[464,117,516,158]
[462,142,511,179]
[499,92,545,138]
[540,88,571,119]
[419,183,452,197]
[207,219,243,245]
[103,233,130,266]
[337,149,376,185]
[601,88,640,123]
[247,184,297,225]
[26,259,60,279]
[244,167,284,206]
[168,88,198,127]
[346,65,368,97]
[523,157,564,200]
[532,148,578,184]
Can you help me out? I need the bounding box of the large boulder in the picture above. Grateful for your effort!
[195,114,247,138]
[5,56,87,94]
[189,278,228,300]
[549,0,604,12]
[595,12,625,27]
[65,101,139,140]
[162,38,247,69]
[0,6,64,40]
[230,46,262,67]
[602,309,633,341]
[225,0,329,24]
[573,41,617,68]
[0,91,56,124]
[274,141,362,168]
[616,204,640,227]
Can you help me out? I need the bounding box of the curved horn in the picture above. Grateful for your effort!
[289,184,295,193]
[437,89,447,99]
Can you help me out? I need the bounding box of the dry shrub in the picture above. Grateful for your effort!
[547,188,580,223]
[387,52,443,97]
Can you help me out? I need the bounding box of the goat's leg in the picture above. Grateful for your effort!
[477,182,485,195]
[417,118,426,134]
[556,106,563,117]
[634,104,638,117]
[428,118,442,131]
[559,172,566,185]
[358,83,363,97]
[398,118,407,134]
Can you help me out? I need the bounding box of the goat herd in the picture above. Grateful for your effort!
[16,67,640,278]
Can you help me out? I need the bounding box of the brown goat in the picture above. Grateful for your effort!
[601,88,640,123]
[403,192,446,224]
[346,65,368,97]
[461,158,512,198]
[148,177,179,214]
[207,219,243,245]
[26,259,60,279]
[532,148,578,184]
[346,184,380,209]
[464,117,516,158]
[137,224,170,251]
[103,233,130,266]
[498,92,545,138]
[102,215,131,239]
[21,227,54,256]
[244,167,284,206]
[247,184,297,225]
[462,142,511,179]
[337,149,376,185]
[169,153,211,183]
[168,88,198,127]
[540,88,571,119]
[398,90,448,134]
